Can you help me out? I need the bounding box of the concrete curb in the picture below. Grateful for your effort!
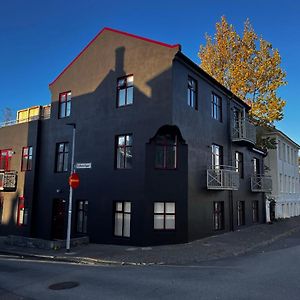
[1,225,300,266]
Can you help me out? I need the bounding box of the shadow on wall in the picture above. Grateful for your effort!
[7,45,188,244]
[0,190,21,234]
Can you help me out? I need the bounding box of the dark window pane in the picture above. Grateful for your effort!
[58,143,64,152]
[117,148,125,168]
[155,146,165,168]
[63,153,69,171]
[127,87,133,104]
[118,136,125,146]
[118,79,125,88]
[22,157,28,171]
[57,153,63,172]
[188,77,197,108]
[77,200,88,234]
[118,89,126,106]
[125,147,132,169]
[83,214,87,233]
[60,94,66,102]
[166,146,176,169]
[59,103,66,118]
[123,213,131,237]
[213,201,224,230]
[56,143,68,172]
[27,157,32,170]
[66,101,71,117]
[126,135,132,146]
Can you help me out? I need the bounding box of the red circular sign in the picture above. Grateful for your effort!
[69,173,80,189]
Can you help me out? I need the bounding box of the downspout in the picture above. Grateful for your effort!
[227,96,234,232]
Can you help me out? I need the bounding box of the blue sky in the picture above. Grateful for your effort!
[1,0,299,143]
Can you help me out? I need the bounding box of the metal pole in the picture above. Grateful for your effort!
[66,124,76,252]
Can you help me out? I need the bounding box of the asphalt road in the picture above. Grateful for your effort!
[1,232,300,300]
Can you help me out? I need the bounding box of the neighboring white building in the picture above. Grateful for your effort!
[264,129,300,220]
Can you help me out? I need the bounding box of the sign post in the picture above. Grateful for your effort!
[66,124,76,252]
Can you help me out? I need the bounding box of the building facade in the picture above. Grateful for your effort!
[0,28,270,245]
[264,129,300,220]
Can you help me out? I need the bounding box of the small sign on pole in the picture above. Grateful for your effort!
[69,172,80,189]
[75,162,92,169]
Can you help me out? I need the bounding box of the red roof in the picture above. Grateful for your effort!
[49,27,180,87]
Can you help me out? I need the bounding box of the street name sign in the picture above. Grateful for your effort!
[75,163,92,169]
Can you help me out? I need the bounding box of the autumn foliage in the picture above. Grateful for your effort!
[199,16,287,125]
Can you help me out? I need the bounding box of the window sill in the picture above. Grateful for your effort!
[58,116,71,119]
[154,167,177,171]
[116,103,133,109]
[113,235,131,239]
[154,229,176,232]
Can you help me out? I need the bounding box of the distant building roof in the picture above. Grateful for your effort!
[263,127,300,149]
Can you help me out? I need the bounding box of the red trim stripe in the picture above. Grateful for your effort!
[49,27,180,87]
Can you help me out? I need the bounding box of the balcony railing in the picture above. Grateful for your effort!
[207,165,240,190]
[0,114,50,128]
[0,170,18,191]
[232,118,256,145]
[251,175,272,192]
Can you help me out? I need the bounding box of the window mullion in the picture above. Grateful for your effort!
[123,145,126,168]
[164,144,167,169]
[163,203,166,229]
[125,78,128,105]
[121,211,124,237]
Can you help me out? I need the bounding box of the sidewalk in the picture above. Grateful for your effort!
[1,217,300,266]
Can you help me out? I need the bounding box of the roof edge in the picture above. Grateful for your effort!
[175,52,251,111]
[49,27,180,87]
[264,128,300,149]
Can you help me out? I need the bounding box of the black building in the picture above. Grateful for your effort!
[0,28,271,245]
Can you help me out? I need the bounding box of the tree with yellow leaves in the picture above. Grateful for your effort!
[199,16,287,126]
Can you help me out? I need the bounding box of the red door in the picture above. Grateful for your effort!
[52,199,66,240]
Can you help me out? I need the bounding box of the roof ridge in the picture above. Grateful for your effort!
[49,27,180,87]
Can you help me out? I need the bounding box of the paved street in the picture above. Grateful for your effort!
[1,230,300,300]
